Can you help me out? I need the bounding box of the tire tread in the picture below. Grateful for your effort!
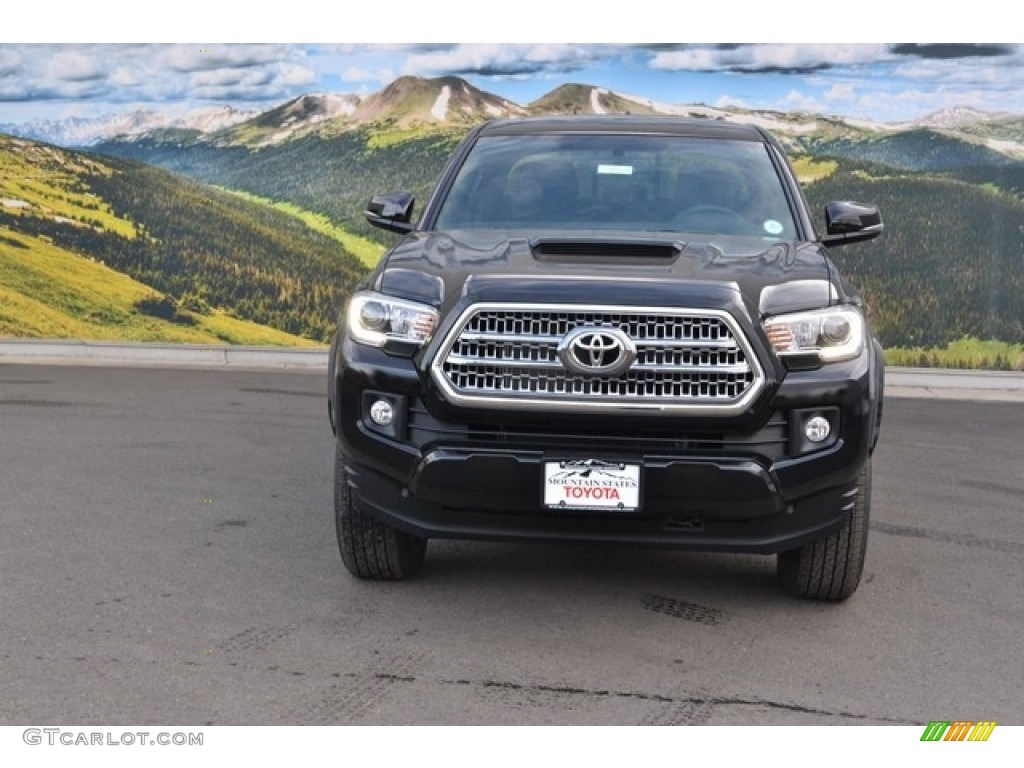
[335,443,426,580]
[777,460,870,601]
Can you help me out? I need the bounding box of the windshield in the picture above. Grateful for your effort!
[433,133,799,239]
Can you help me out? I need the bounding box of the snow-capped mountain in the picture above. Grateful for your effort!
[206,77,525,148]
[917,106,1005,129]
[4,75,1024,162]
[0,105,259,147]
[526,83,823,140]
[210,93,361,146]
[351,75,524,127]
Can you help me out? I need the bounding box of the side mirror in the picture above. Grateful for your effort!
[821,201,883,247]
[365,192,415,234]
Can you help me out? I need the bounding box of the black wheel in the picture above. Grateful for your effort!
[777,460,871,601]
[335,442,427,580]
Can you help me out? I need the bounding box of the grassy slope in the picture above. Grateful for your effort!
[221,187,384,268]
[1,134,341,345]
[885,338,1024,371]
[802,129,1017,172]
[0,137,136,238]
[790,156,838,184]
[0,230,318,345]
[363,123,463,151]
[93,126,459,246]
[803,162,1024,348]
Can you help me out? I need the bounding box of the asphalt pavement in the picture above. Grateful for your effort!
[1,363,1021,725]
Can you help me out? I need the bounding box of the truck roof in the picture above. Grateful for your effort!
[478,115,768,142]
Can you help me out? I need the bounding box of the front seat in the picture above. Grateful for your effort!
[503,158,578,222]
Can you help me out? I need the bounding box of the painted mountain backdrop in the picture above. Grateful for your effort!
[3,75,1024,364]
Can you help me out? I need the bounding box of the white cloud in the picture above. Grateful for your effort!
[46,50,106,82]
[109,67,142,87]
[893,58,1024,89]
[340,66,395,83]
[325,44,447,56]
[826,83,856,102]
[275,62,316,86]
[162,44,292,74]
[0,44,321,106]
[652,49,719,71]
[0,81,31,100]
[403,43,591,76]
[0,49,23,77]
[651,44,892,72]
[780,89,829,113]
[714,94,751,109]
[191,68,273,89]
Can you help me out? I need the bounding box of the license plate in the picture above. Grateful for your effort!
[543,460,641,512]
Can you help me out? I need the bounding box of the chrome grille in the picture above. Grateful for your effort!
[431,304,764,414]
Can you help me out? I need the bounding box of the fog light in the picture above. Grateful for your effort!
[805,416,831,443]
[369,399,394,426]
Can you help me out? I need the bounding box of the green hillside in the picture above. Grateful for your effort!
[0,229,316,345]
[798,129,1017,172]
[219,188,385,268]
[1,134,365,343]
[97,128,460,245]
[803,160,1024,348]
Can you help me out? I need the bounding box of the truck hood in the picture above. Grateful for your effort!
[375,230,840,319]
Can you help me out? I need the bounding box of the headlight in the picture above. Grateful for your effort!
[763,307,864,363]
[347,291,438,348]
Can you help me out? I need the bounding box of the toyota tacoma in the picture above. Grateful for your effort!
[328,116,884,600]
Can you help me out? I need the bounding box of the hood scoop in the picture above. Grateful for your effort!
[530,237,683,262]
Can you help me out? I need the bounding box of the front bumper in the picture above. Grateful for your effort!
[332,333,879,554]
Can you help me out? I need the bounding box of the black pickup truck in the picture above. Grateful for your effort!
[328,116,884,600]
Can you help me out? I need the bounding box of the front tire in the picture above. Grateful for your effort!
[335,443,427,580]
[777,460,871,601]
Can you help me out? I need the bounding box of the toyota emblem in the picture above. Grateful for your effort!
[557,326,637,376]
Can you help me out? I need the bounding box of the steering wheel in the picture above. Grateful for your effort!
[575,202,618,221]
[671,205,752,233]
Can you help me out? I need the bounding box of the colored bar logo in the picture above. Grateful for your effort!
[921,721,996,742]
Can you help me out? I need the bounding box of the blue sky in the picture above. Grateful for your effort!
[2,6,1021,126]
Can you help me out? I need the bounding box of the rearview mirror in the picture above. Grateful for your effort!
[821,201,883,247]
[365,192,415,234]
